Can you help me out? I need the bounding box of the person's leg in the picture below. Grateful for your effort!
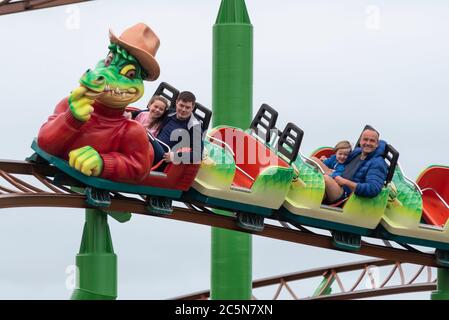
[311,157,333,175]
[323,175,345,203]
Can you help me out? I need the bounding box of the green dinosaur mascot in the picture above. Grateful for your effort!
[38,23,160,183]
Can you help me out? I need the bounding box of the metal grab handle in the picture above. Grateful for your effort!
[397,163,422,195]
[206,134,235,157]
[235,166,256,182]
[206,134,255,182]
[421,188,449,212]
[148,133,171,152]
[299,151,325,175]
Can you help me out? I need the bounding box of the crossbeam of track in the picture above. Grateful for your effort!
[0,0,92,16]
[173,258,436,300]
[0,159,441,268]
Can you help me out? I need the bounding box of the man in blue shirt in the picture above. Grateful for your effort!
[151,91,203,166]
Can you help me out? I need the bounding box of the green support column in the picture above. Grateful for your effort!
[431,268,449,300]
[211,0,253,300]
[312,274,334,297]
[71,209,117,300]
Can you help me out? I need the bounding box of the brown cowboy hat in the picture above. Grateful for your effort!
[109,23,160,81]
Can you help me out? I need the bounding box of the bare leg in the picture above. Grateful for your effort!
[311,157,333,175]
[323,175,345,203]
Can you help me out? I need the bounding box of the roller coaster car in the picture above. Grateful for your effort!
[30,82,212,215]
[381,165,449,266]
[188,104,304,232]
[279,126,399,251]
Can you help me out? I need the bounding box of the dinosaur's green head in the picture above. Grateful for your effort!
[79,43,145,108]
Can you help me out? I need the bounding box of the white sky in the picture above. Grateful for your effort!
[0,0,448,299]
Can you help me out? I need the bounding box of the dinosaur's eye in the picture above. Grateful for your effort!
[120,64,137,79]
[125,70,136,79]
[104,53,114,67]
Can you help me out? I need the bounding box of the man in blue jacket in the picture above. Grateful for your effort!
[324,128,388,203]
[151,91,204,165]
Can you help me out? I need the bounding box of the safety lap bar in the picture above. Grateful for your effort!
[299,151,325,175]
[421,188,449,211]
[397,163,423,195]
[206,134,255,182]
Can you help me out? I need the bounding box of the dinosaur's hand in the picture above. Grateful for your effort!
[69,86,95,122]
[68,146,103,176]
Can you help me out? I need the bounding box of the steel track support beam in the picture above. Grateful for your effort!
[431,268,449,300]
[71,208,117,300]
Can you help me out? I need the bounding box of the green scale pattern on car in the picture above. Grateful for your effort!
[343,188,389,217]
[385,168,423,227]
[250,166,294,193]
[287,156,326,209]
[263,137,326,209]
[196,139,236,188]
[195,129,295,209]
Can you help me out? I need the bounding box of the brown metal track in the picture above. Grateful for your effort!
[250,259,398,288]
[0,0,92,16]
[0,159,58,175]
[0,160,441,268]
[173,259,436,300]
[309,283,436,300]
[0,189,440,268]
[173,259,396,300]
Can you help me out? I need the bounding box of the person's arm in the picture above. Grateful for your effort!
[334,176,357,191]
[162,120,204,164]
[318,155,336,175]
[331,163,345,177]
[171,124,203,164]
[131,109,145,119]
[353,158,388,198]
[99,122,152,182]
[66,121,152,182]
[37,96,86,157]
[334,159,388,197]
[336,158,386,198]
